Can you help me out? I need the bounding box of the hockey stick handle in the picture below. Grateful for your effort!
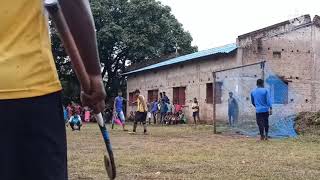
[45,2,116,179]
[45,2,90,93]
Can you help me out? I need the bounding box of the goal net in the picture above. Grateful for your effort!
[214,62,297,138]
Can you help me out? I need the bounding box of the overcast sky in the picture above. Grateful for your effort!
[159,0,320,50]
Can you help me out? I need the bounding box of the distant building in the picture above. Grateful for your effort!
[123,15,320,123]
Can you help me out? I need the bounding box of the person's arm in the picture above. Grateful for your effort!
[266,90,273,114]
[266,90,272,108]
[251,93,255,107]
[59,0,105,113]
[234,99,239,110]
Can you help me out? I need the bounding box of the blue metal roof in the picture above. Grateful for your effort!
[123,43,237,75]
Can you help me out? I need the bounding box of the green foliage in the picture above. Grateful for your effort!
[51,0,197,102]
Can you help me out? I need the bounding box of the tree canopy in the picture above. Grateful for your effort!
[51,0,197,104]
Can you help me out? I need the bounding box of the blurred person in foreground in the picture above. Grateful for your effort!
[0,0,105,179]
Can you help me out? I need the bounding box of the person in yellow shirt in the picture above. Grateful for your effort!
[0,0,106,179]
[132,89,148,134]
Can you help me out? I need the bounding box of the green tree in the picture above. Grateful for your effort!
[50,22,80,104]
[51,0,197,103]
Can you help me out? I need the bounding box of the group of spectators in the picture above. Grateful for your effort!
[63,102,92,131]
[108,90,190,133]
[147,92,189,125]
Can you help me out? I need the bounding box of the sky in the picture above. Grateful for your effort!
[159,0,320,50]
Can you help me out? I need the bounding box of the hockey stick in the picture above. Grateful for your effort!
[44,1,116,179]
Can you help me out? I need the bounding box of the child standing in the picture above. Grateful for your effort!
[113,91,128,131]
[84,107,91,122]
[151,100,158,124]
[192,98,200,125]
[147,102,152,124]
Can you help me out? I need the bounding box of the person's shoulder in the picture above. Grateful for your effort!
[251,88,258,94]
[262,88,269,93]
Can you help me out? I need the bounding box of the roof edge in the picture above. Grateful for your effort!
[238,14,311,39]
[122,43,237,76]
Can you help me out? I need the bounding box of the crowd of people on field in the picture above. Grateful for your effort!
[63,89,203,133]
[109,90,204,128]
[107,89,199,134]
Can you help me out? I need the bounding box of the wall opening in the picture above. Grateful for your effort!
[273,51,281,59]
[267,76,289,104]
[206,83,213,104]
[215,82,223,104]
[148,89,159,103]
[173,87,186,105]
[128,92,136,106]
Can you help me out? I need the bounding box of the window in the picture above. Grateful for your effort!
[257,39,263,51]
[215,82,223,104]
[267,76,288,104]
[128,92,136,106]
[273,51,281,59]
[173,87,186,105]
[271,81,288,104]
[206,83,213,104]
[148,90,159,103]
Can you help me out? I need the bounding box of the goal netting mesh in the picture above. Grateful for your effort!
[215,62,297,138]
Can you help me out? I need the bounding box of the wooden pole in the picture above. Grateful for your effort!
[212,72,217,134]
[261,61,265,81]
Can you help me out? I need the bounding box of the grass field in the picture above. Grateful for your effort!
[67,123,320,180]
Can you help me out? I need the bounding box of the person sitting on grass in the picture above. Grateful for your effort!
[69,112,82,131]
[169,113,177,125]
[178,110,187,124]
